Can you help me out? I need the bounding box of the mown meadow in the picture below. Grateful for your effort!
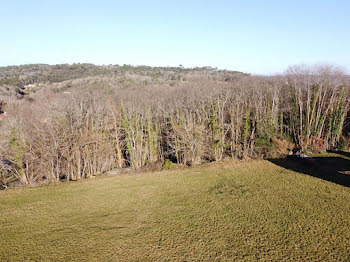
[0,152,349,261]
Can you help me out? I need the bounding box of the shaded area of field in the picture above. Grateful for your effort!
[268,152,350,187]
[333,150,350,158]
[0,154,350,261]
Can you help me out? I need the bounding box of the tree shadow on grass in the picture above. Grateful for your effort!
[328,150,350,158]
[268,156,350,188]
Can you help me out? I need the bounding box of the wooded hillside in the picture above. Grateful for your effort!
[0,64,349,187]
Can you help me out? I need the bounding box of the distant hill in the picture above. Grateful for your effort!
[0,63,247,95]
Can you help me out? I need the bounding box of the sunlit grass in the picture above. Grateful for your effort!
[0,154,349,261]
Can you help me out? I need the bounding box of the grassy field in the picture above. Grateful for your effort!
[0,153,349,261]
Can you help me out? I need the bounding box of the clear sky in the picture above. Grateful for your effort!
[1,0,349,74]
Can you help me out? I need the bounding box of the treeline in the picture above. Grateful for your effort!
[0,63,246,88]
[0,64,349,187]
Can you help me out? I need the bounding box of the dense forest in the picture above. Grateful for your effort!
[0,63,349,187]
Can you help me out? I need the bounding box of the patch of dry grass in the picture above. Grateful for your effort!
[0,154,349,261]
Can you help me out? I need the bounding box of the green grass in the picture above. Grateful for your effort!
[0,154,350,261]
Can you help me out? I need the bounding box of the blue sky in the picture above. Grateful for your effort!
[1,0,349,74]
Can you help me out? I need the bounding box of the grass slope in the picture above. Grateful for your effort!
[0,154,349,261]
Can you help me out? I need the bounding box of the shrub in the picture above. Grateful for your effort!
[337,137,347,151]
[163,159,175,170]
